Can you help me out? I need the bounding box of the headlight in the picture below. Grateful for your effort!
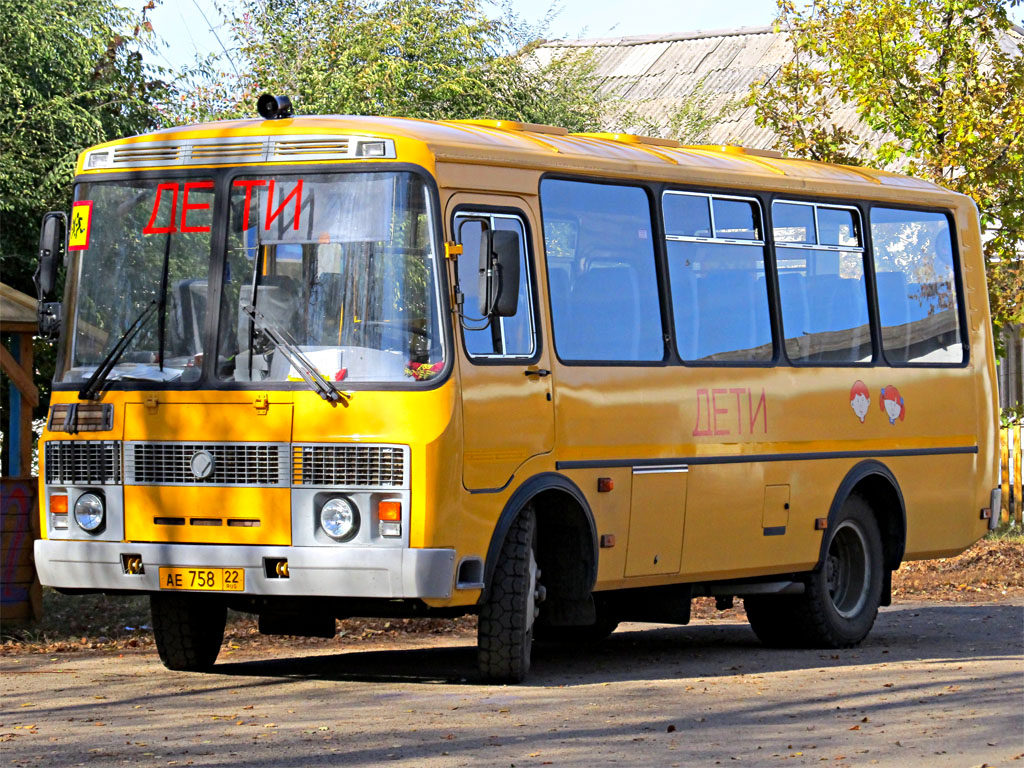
[74,492,105,532]
[319,497,358,541]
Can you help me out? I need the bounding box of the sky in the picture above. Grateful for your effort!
[141,0,784,73]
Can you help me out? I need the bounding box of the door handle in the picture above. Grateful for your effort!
[524,368,550,377]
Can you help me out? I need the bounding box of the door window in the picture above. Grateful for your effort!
[455,212,536,359]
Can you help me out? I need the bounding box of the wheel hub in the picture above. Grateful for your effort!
[826,520,871,619]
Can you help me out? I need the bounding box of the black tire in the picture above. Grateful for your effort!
[150,593,227,671]
[746,495,883,649]
[478,506,538,683]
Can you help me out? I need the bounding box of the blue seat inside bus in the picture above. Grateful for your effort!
[567,264,640,360]
[693,270,771,360]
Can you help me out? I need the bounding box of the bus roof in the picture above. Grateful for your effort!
[76,114,953,200]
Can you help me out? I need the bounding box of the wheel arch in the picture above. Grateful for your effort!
[820,460,906,573]
[481,472,598,602]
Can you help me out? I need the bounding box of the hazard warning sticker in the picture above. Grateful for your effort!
[69,200,93,251]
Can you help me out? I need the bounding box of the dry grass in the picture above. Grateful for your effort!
[892,534,1024,601]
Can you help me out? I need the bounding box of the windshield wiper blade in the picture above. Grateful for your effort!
[241,304,347,404]
[78,299,159,401]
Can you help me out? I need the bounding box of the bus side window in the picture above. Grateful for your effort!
[772,202,872,364]
[664,192,772,363]
[540,179,663,363]
[869,207,964,365]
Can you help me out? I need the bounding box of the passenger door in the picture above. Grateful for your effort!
[450,201,554,491]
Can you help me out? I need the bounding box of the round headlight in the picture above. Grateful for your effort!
[74,492,105,532]
[320,497,358,541]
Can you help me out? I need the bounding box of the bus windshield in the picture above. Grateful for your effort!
[60,178,216,384]
[57,170,445,388]
[218,171,445,385]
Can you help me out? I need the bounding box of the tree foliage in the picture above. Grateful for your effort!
[172,0,606,132]
[751,0,1024,330]
[0,0,168,296]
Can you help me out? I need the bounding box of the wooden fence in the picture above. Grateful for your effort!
[1001,425,1023,526]
[0,478,41,623]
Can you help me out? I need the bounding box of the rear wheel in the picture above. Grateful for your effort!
[151,593,227,671]
[477,506,539,683]
[746,495,883,648]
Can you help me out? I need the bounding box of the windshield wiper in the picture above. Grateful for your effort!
[78,300,159,401]
[241,304,347,404]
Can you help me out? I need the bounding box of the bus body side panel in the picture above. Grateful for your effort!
[955,198,1001,534]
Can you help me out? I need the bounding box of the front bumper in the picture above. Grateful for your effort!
[34,539,456,599]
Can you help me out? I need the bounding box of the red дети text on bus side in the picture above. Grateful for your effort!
[232,179,304,231]
[693,387,768,437]
[142,181,214,234]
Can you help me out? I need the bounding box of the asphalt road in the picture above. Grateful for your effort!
[2,599,1022,767]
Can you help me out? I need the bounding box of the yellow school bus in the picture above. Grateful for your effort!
[33,99,1000,681]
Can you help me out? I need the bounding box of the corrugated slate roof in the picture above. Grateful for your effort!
[536,24,1023,152]
[536,26,786,146]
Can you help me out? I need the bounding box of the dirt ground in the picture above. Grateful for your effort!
[2,534,1021,657]
[1,599,1021,768]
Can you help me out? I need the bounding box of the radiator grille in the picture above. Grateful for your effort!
[293,444,407,488]
[44,441,122,485]
[125,442,289,486]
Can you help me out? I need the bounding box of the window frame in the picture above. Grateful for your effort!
[451,206,541,365]
[770,198,875,367]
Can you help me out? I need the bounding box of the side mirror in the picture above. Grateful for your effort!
[35,211,66,299]
[35,211,66,338]
[478,229,521,317]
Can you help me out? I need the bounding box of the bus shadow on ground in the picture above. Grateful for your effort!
[209,602,1022,687]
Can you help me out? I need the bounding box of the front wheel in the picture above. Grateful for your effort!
[477,506,539,683]
[746,495,883,648]
[151,593,227,671]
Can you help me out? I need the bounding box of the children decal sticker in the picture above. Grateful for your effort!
[849,380,870,423]
[68,200,93,251]
[880,385,905,425]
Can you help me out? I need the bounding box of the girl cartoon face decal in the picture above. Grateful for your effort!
[850,380,870,423]
[880,385,905,425]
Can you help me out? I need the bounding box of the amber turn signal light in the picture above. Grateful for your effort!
[51,495,68,515]
[378,501,402,521]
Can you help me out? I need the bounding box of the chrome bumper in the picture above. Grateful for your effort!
[34,539,456,599]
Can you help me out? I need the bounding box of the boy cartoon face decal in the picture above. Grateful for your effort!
[850,380,870,423]
[880,385,905,425]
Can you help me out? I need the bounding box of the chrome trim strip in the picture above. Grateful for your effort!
[632,464,689,474]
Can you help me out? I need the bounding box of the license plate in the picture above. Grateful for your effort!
[159,567,244,592]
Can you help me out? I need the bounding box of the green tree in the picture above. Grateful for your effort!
[173,0,606,131]
[0,0,168,296]
[751,0,1024,331]
[0,0,168,465]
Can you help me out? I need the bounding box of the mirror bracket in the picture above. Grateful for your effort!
[38,302,62,339]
